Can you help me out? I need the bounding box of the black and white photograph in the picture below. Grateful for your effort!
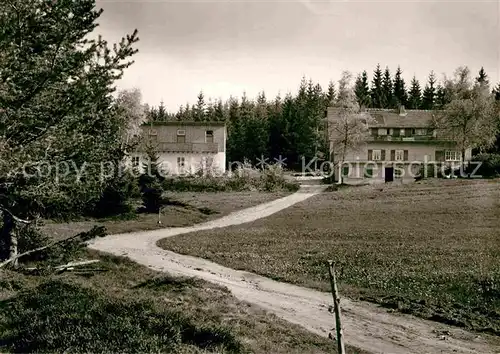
[0,0,499,353]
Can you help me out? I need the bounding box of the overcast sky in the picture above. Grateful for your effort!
[95,0,499,110]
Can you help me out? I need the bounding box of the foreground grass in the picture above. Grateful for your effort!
[160,179,500,335]
[0,250,363,353]
[1,191,365,353]
[42,191,290,240]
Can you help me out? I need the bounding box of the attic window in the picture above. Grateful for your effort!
[177,129,186,143]
[205,130,214,143]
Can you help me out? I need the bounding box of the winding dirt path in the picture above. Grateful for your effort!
[87,186,499,354]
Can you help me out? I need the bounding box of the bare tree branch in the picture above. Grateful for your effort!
[0,226,106,269]
[0,205,32,224]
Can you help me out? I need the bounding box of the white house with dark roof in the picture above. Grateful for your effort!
[130,121,227,176]
[327,106,472,184]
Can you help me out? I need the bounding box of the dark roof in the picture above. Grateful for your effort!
[327,108,437,128]
[141,121,226,127]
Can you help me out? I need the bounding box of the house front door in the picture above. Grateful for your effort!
[385,167,394,183]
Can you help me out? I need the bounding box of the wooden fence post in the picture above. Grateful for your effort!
[328,260,345,354]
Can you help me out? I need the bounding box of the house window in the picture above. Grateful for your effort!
[395,169,403,178]
[205,130,214,143]
[149,129,157,141]
[395,150,404,161]
[177,129,186,143]
[415,128,427,136]
[372,149,382,161]
[378,128,387,136]
[132,156,140,168]
[342,165,349,177]
[365,167,373,178]
[177,156,185,170]
[445,150,461,161]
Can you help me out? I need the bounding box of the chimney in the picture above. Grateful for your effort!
[399,105,407,116]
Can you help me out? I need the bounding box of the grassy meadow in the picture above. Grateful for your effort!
[159,179,500,335]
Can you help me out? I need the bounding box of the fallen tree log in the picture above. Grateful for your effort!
[0,225,106,269]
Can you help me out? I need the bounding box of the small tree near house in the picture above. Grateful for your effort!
[435,67,499,171]
[328,71,374,184]
[138,141,167,213]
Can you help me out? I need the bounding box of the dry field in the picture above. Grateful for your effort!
[160,179,500,335]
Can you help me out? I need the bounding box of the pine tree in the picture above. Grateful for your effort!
[227,97,243,164]
[280,93,295,164]
[408,76,422,109]
[194,91,206,121]
[354,71,371,109]
[421,71,436,110]
[0,0,139,252]
[267,94,286,159]
[290,78,314,166]
[326,80,336,105]
[239,93,258,163]
[434,85,449,109]
[382,66,394,108]
[214,99,224,121]
[307,82,326,163]
[492,83,500,152]
[476,67,489,86]
[370,64,384,108]
[175,106,185,121]
[257,91,266,105]
[139,142,164,213]
[147,106,158,122]
[393,66,408,108]
[205,98,216,121]
[183,103,193,120]
[157,100,168,121]
[493,83,500,101]
[250,91,269,161]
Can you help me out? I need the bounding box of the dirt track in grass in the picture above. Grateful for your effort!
[89,183,500,354]
[160,179,500,336]
[43,191,290,240]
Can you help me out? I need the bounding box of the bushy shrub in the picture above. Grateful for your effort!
[0,280,243,353]
[163,175,228,192]
[162,164,299,193]
[468,153,500,178]
[90,173,140,218]
[0,224,53,263]
[16,225,55,263]
[260,164,298,192]
[415,163,450,180]
[140,179,165,213]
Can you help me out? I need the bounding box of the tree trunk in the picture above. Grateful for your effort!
[0,212,15,263]
[461,148,468,177]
